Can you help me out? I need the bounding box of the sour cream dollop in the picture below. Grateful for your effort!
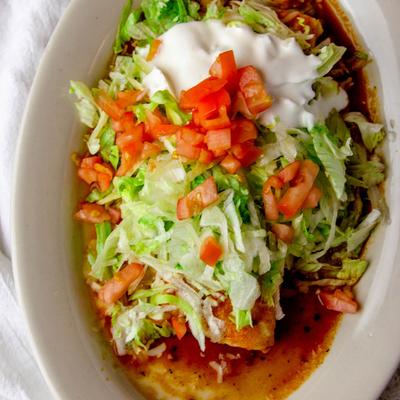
[144,20,347,129]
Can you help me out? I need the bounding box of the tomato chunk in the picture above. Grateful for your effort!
[220,154,241,174]
[231,118,258,144]
[177,177,218,220]
[302,186,322,209]
[262,176,283,221]
[277,160,320,218]
[197,89,231,120]
[141,142,161,160]
[146,39,162,61]
[171,316,187,340]
[318,289,358,314]
[99,263,145,305]
[278,160,301,183]
[200,236,223,266]
[179,77,227,109]
[75,203,111,224]
[180,127,204,146]
[205,128,231,152]
[200,105,231,130]
[116,123,144,150]
[209,50,237,87]
[237,66,273,116]
[199,149,214,164]
[117,144,142,177]
[95,90,124,120]
[115,90,145,109]
[271,223,295,244]
[239,142,263,167]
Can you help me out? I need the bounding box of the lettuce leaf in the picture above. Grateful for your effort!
[151,293,205,350]
[260,259,284,307]
[310,124,352,201]
[235,309,252,330]
[69,81,99,128]
[151,90,191,125]
[347,160,385,188]
[95,222,112,256]
[100,126,119,170]
[344,112,385,151]
[347,209,381,253]
[317,44,346,76]
[236,0,310,48]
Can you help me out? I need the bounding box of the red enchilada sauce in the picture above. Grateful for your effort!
[119,293,340,399]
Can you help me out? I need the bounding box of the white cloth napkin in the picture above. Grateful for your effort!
[0,0,398,399]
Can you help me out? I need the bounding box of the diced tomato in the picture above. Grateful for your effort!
[116,123,144,151]
[200,236,223,266]
[200,105,231,130]
[205,128,231,152]
[176,142,201,160]
[80,156,102,169]
[209,50,237,89]
[197,89,231,120]
[302,186,322,209]
[117,144,142,176]
[192,110,201,126]
[271,223,295,244]
[180,127,204,146]
[277,160,320,218]
[318,289,358,314]
[199,149,214,164]
[95,90,124,120]
[212,149,227,158]
[151,123,179,137]
[278,160,301,183]
[94,163,113,191]
[220,154,241,174]
[231,118,258,144]
[231,143,246,160]
[176,197,192,220]
[108,207,122,224]
[75,203,111,224]
[176,131,201,160]
[78,168,98,185]
[111,119,123,132]
[144,108,168,135]
[115,90,145,109]
[99,263,145,305]
[177,177,218,220]
[262,176,283,221]
[146,39,162,61]
[232,91,253,119]
[239,142,263,167]
[237,66,273,116]
[179,77,227,110]
[141,142,161,160]
[171,315,187,340]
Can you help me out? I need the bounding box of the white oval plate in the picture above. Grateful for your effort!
[12,1,400,399]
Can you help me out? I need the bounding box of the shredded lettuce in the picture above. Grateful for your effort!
[204,0,225,20]
[152,293,205,350]
[95,222,112,256]
[260,260,284,307]
[100,126,119,170]
[69,81,100,128]
[317,44,346,76]
[150,90,191,125]
[236,0,310,48]
[310,124,352,201]
[344,112,385,151]
[336,259,368,284]
[347,209,381,253]
[235,309,252,330]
